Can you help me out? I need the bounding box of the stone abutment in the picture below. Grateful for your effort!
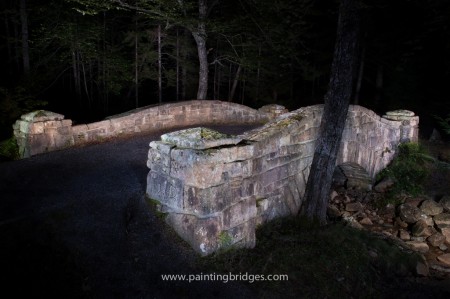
[146,105,419,255]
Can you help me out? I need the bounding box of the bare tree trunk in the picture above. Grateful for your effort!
[4,12,12,76]
[72,50,81,99]
[229,64,241,102]
[228,64,232,99]
[19,0,30,75]
[241,70,246,104]
[176,28,180,102]
[181,41,187,101]
[375,64,383,107]
[157,24,162,105]
[80,53,92,116]
[13,20,21,73]
[192,0,208,100]
[213,41,218,100]
[354,44,365,104]
[300,0,362,224]
[135,14,139,108]
[256,45,261,101]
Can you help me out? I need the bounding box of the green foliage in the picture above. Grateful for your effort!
[0,137,19,161]
[434,114,450,135]
[0,87,47,139]
[199,216,421,298]
[377,143,434,197]
[217,231,233,250]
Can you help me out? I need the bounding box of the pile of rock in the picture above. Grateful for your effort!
[328,190,450,276]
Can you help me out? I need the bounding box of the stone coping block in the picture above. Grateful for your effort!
[161,127,242,150]
[21,110,65,122]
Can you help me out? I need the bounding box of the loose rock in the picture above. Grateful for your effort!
[427,233,446,247]
[395,217,408,228]
[440,196,450,212]
[437,253,450,267]
[327,205,341,219]
[416,261,429,277]
[434,213,450,227]
[420,199,443,216]
[373,177,395,193]
[398,204,426,224]
[406,241,429,253]
[398,229,411,241]
[345,202,363,212]
[438,226,450,243]
[359,217,373,225]
[411,220,433,237]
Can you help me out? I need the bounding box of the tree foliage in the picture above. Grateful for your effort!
[0,0,449,138]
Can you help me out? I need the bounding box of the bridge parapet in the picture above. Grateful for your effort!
[146,105,419,255]
[13,100,273,158]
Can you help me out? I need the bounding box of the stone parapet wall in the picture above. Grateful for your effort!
[13,100,272,158]
[146,105,419,255]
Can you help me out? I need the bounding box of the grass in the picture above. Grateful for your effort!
[197,216,422,298]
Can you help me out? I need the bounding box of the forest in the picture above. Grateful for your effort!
[1,0,449,140]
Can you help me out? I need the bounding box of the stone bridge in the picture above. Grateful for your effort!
[13,100,283,158]
[146,104,419,255]
[12,100,419,256]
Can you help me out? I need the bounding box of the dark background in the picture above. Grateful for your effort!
[1,0,449,139]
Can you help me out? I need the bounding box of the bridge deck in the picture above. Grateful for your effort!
[0,124,259,298]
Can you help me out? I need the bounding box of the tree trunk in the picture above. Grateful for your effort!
[19,0,30,75]
[4,12,12,76]
[176,28,180,102]
[135,14,139,108]
[192,0,208,100]
[375,64,383,108]
[157,24,162,105]
[300,0,362,224]
[72,50,81,99]
[229,64,241,102]
[13,20,21,73]
[256,45,261,101]
[354,44,365,105]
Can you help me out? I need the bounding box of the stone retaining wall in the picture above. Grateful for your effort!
[13,100,272,158]
[146,105,419,255]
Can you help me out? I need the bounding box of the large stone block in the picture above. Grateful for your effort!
[147,171,184,211]
[222,197,257,228]
[183,181,244,215]
[166,213,222,255]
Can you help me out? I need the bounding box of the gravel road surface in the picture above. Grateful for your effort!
[0,125,260,299]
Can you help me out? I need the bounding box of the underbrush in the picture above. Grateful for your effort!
[198,216,422,298]
[0,137,19,161]
[376,142,435,199]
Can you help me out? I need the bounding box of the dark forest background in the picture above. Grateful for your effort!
[1,0,449,140]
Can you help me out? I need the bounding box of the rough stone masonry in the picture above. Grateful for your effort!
[146,105,419,255]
